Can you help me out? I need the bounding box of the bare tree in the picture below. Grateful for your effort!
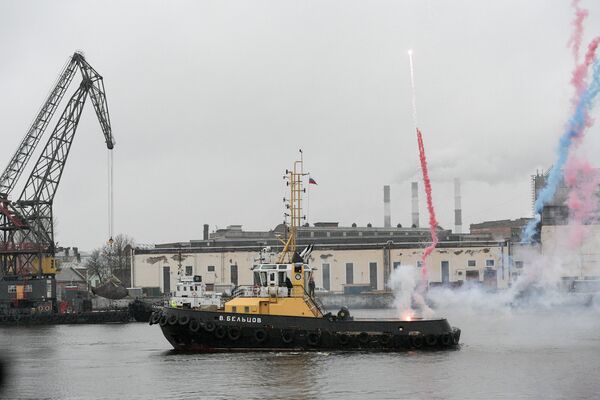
[86,234,135,287]
[86,249,108,284]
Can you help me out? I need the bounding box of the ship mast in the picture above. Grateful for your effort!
[278,150,308,263]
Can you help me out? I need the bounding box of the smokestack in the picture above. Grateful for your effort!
[383,185,391,228]
[203,224,209,241]
[411,182,419,228]
[454,178,462,234]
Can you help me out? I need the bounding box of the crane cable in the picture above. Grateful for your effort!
[107,149,114,245]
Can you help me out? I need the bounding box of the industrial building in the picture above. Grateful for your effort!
[131,222,517,295]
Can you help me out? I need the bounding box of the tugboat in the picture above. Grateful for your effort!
[151,155,461,351]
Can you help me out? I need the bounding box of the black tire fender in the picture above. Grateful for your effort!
[167,314,178,326]
[178,315,190,326]
[255,329,268,343]
[189,319,201,333]
[214,325,226,339]
[379,334,392,347]
[411,335,424,349]
[441,333,452,346]
[425,334,438,347]
[159,315,168,327]
[337,333,350,346]
[452,329,461,345]
[204,321,216,332]
[228,326,242,341]
[150,312,161,325]
[307,331,320,346]
[281,330,294,344]
[358,332,370,345]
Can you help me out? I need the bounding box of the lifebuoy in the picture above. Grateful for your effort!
[167,314,178,326]
[440,333,452,346]
[204,321,216,332]
[254,329,268,343]
[281,330,294,344]
[178,315,190,326]
[411,335,424,349]
[228,327,242,341]
[307,332,320,346]
[214,326,226,339]
[425,334,438,347]
[189,319,201,333]
[358,332,370,345]
[337,333,350,346]
[159,315,168,326]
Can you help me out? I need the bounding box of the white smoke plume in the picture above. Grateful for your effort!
[387,265,434,320]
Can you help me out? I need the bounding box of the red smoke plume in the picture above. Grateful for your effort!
[417,128,439,282]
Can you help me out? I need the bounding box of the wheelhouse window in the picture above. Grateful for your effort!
[207,265,215,272]
[185,266,193,276]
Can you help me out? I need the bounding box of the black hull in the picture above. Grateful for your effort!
[152,307,461,352]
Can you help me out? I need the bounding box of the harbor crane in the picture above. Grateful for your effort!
[0,52,114,309]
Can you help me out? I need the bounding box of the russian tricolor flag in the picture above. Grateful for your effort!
[309,177,317,185]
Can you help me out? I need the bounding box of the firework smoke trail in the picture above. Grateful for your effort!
[564,1,600,248]
[523,59,600,243]
[417,128,440,281]
[568,0,588,64]
[407,50,439,283]
[571,37,600,104]
[565,158,600,247]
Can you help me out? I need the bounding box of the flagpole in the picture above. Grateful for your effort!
[307,175,310,225]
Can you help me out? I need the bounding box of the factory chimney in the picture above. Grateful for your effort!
[203,224,209,241]
[383,185,391,228]
[454,178,462,234]
[411,182,419,228]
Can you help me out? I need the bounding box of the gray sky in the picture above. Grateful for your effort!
[1,0,600,250]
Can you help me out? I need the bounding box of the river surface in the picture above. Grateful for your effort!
[1,306,599,400]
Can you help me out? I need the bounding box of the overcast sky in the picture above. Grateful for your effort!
[1,0,600,250]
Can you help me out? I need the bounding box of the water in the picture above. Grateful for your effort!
[1,307,599,400]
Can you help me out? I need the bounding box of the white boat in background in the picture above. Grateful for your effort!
[169,275,222,310]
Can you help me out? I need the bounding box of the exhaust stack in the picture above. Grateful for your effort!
[411,182,419,228]
[384,185,391,228]
[454,178,462,234]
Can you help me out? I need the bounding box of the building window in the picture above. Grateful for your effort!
[417,261,423,269]
[468,260,476,267]
[515,261,524,269]
[486,259,495,267]
[185,266,193,276]
[346,263,354,284]
[393,262,401,270]
[207,265,215,272]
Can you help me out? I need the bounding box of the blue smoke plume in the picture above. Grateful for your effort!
[522,59,600,243]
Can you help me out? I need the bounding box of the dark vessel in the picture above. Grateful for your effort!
[151,155,461,352]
